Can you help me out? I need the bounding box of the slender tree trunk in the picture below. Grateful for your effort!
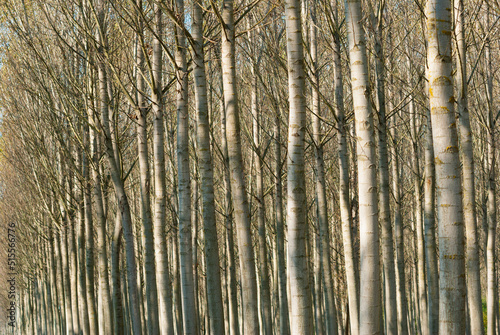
[249,37,272,335]
[64,163,80,335]
[332,9,359,334]
[372,9,397,335]
[274,112,289,335]
[283,0,313,333]
[221,1,260,333]
[391,114,408,335]
[172,232,184,335]
[424,108,439,335]
[150,4,174,334]
[345,0,381,332]
[222,78,241,335]
[60,220,74,335]
[83,122,98,335]
[191,2,226,334]
[134,1,160,333]
[54,227,66,334]
[310,5,337,333]
[453,0,483,332]
[111,211,124,335]
[90,125,113,335]
[485,12,497,334]
[191,174,200,333]
[426,0,466,332]
[95,1,143,333]
[410,91,429,335]
[174,0,197,333]
[77,160,90,335]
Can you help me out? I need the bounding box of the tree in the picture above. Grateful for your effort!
[344,0,381,332]
[284,0,313,332]
[426,0,466,332]
[221,0,260,333]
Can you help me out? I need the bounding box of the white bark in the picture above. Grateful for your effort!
[332,10,359,334]
[372,10,397,334]
[426,0,466,331]
[274,112,289,335]
[345,0,381,332]
[454,0,483,333]
[175,0,197,333]
[191,1,226,334]
[135,1,160,332]
[221,0,260,333]
[424,109,439,335]
[485,12,496,334]
[284,0,313,332]
[220,84,239,335]
[150,4,174,334]
[95,1,143,333]
[310,6,337,333]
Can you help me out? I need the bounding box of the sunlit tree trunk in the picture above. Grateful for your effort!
[371,8,397,334]
[310,4,337,333]
[331,6,359,333]
[345,0,381,332]
[150,4,174,334]
[220,86,239,335]
[221,0,259,333]
[191,1,226,334]
[454,0,483,333]
[485,11,496,334]
[95,1,143,333]
[284,0,313,332]
[134,1,160,333]
[426,0,466,332]
[174,0,197,334]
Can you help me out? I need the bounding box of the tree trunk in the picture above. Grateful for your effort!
[111,211,124,335]
[250,35,272,335]
[83,122,98,335]
[219,54,239,335]
[424,108,439,335]
[453,0,483,333]
[410,89,428,335]
[135,1,160,333]
[426,0,466,331]
[310,5,337,333]
[95,1,143,333]
[274,112,289,335]
[485,11,496,334]
[90,103,113,335]
[150,4,175,334]
[174,0,197,333]
[332,8,359,333]
[77,160,91,335]
[345,0,381,332]
[221,1,260,333]
[191,1,226,333]
[372,8,397,335]
[284,0,313,333]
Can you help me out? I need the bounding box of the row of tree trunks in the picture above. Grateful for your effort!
[4,1,499,335]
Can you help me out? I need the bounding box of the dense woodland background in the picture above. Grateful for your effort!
[0,0,498,334]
